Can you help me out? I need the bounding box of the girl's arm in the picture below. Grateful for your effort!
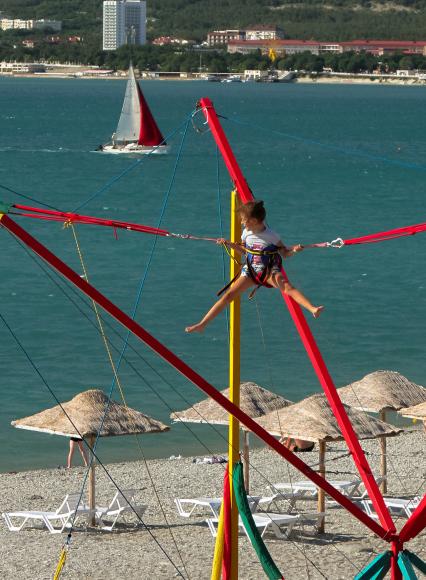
[216,238,246,255]
[278,241,304,259]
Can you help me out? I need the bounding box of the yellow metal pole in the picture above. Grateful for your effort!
[228,190,241,579]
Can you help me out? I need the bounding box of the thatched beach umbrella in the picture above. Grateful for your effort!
[170,381,292,491]
[255,393,401,532]
[398,401,426,430]
[338,370,426,492]
[12,389,169,523]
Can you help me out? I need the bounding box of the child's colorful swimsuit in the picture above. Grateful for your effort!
[241,226,284,285]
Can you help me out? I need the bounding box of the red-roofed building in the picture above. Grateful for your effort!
[227,39,321,56]
[227,38,426,57]
[340,40,426,55]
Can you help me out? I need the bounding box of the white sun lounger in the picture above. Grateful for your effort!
[362,496,421,519]
[175,495,261,518]
[206,512,301,539]
[256,491,303,512]
[95,488,147,531]
[272,479,368,500]
[2,492,90,534]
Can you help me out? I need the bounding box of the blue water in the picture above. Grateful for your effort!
[0,77,425,472]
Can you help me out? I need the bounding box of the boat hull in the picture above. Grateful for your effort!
[99,144,169,155]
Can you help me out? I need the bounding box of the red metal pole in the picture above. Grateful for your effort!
[197,97,395,534]
[399,494,426,543]
[390,540,403,580]
[0,213,389,540]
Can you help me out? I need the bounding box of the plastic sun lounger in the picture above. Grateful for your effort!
[256,491,303,513]
[206,512,301,539]
[272,479,364,499]
[2,492,91,534]
[362,496,421,519]
[175,495,261,518]
[95,488,147,532]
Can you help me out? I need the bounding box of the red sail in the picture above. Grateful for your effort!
[137,84,166,146]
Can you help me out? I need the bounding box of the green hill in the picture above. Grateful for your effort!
[1,0,426,42]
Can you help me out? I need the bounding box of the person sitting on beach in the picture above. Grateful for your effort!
[67,436,89,468]
[282,437,315,453]
[185,200,323,333]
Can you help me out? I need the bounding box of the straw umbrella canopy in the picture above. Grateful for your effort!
[398,401,426,430]
[255,393,401,532]
[337,370,426,492]
[170,381,293,491]
[12,389,170,522]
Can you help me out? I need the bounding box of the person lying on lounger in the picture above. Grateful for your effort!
[281,437,315,453]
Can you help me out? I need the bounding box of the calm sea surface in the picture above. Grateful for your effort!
[0,77,425,472]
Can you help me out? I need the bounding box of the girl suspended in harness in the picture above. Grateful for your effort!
[185,200,323,333]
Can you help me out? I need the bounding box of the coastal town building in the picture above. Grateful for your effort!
[227,38,426,57]
[227,39,321,56]
[245,25,285,41]
[0,61,45,74]
[152,36,191,46]
[207,25,284,47]
[207,30,245,47]
[0,18,61,32]
[103,0,146,51]
[339,40,426,55]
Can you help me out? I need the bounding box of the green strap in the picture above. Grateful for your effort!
[354,551,391,580]
[232,462,283,580]
[0,201,11,214]
[402,551,426,575]
[398,552,418,580]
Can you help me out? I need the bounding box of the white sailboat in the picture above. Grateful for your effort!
[100,64,168,155]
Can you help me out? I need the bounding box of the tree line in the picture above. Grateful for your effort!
[2,39,424,75]
[1,0,426,44]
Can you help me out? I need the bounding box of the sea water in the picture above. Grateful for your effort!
[0,77,425,472]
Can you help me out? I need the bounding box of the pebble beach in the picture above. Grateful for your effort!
[0,429,424,579]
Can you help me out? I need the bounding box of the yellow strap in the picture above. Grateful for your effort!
[53,547,67,580]
[245,247,278,256]
[221,241,242,266]
[211,503,225,580]
[0,213,4,220]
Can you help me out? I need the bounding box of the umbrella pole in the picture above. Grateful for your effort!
[317,441,326,533]
[243,432,250,493]
[88,435,96,526]
[379,411,387,494]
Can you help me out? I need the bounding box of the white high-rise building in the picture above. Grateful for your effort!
[103,0,146,51]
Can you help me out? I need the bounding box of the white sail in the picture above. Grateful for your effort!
[114,64,140,143]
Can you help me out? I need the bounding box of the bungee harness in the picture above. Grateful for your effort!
[217,244,282,298]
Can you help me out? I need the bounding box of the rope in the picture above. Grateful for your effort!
[67,223,191,579]
[5,237,359,579]
[72,112,195,213]
[9,203,426,255]
[0,306,187,579]
[224,115,426,173]
[53,545,68,580]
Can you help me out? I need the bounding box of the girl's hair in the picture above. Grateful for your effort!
[238,200,266,222]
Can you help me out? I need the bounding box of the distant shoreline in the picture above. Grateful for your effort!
[1,71,426,86]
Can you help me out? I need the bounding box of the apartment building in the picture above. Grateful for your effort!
[103,0,146,50]
[0,18,61,32]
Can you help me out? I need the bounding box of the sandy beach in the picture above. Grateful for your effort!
[0,429,424,579]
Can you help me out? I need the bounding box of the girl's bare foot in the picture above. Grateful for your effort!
[185,323,205,333]
[312,306,324,319]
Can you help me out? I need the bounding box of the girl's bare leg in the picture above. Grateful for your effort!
[270,273,324,318]
[67,440,75,468]
[186,276,255,333]
[78,441,89,467]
